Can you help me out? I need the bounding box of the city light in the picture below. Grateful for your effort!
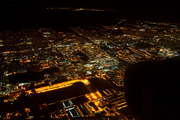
[1,9,179,119]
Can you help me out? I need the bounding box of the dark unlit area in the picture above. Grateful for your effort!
[124,57,180,120]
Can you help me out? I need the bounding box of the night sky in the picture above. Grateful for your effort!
[1,1,180,18]
[1,1,179,11]
[0,1,180,30]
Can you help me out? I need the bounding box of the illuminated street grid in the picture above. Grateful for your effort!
[0,17,180,119]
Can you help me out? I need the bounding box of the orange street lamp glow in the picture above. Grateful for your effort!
[33,79,90,94]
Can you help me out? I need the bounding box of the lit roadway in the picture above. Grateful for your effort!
[26,79,90,94]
